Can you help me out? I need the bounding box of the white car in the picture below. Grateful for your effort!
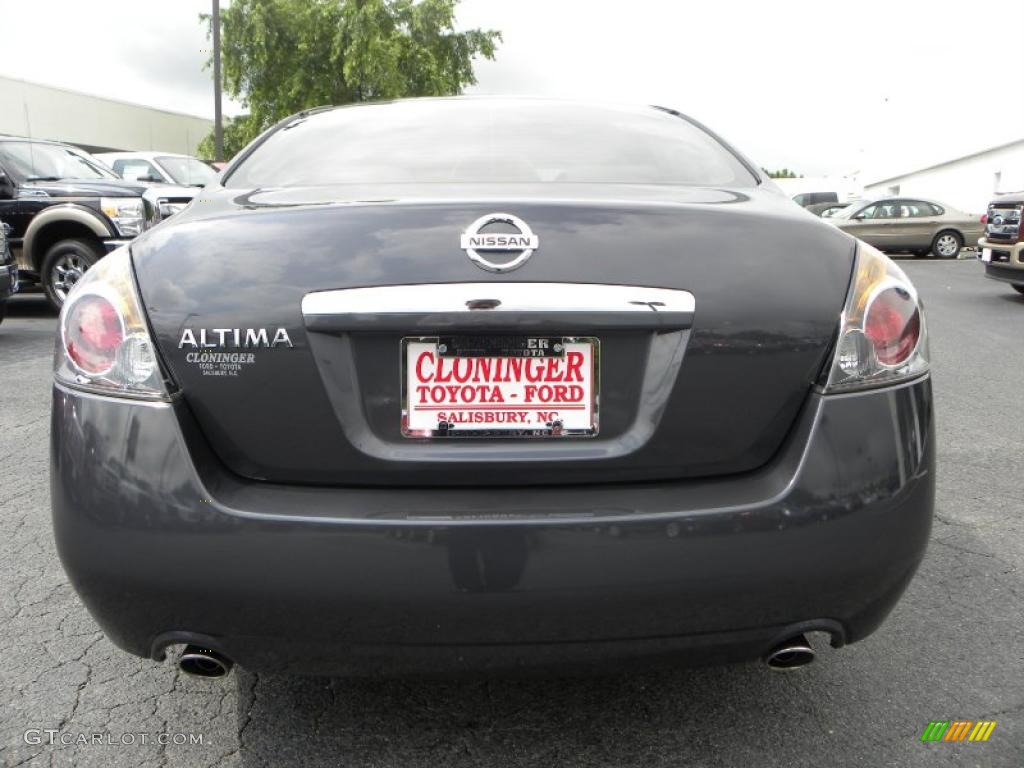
[96,151,218,188]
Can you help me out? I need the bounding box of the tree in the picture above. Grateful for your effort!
[197,113,256,160]
[763,168,802,179]
[199,0,500,159]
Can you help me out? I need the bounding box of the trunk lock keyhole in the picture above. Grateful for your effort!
[466,298,502,310]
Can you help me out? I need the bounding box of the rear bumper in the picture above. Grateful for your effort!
[51,377,935,676]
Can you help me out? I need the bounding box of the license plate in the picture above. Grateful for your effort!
[981,248,992,263]
[402,336,599,437]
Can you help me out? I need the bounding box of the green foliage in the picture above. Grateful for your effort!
[763,168,802,179]
[196,114,256,160]
[200,0,500,158]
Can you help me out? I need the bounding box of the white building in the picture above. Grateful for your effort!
[0,75,213,155]
[865,139,1024,214]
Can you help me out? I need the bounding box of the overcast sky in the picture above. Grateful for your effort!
[1,0,1019,182]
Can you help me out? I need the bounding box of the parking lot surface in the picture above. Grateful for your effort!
[1,259,1021,767]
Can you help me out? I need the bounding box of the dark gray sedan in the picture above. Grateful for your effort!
[828,197,984,258]
[50,98,934,679]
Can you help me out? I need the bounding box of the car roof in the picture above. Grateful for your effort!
[853,197,949,207]
[0,136,79,149]
[312,94,664,109]
[97,151,190,159]
[271,96,723,134]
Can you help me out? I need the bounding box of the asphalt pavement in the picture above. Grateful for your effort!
[0,258,1021,767]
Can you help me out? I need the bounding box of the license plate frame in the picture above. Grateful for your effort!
[401,335,600,438]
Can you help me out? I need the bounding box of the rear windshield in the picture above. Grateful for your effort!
[225,100,757,189]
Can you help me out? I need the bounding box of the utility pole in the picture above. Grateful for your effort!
[213,0,223,161]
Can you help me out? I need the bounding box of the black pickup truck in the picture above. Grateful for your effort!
[0,137,194,308]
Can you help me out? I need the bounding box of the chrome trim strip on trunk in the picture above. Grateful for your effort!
[302,283,696,332]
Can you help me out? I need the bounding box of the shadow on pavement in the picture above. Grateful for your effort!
[5,292,57,319]
[232,662,798,768]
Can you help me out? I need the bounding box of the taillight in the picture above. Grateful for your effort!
[54,247,174,400]
[63,294,124,375]
[980,214,988,225]
[822,242,929,392]
[864,285,921,366]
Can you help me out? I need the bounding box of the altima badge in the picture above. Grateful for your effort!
[178,327,293,348]
[460,213,539,272]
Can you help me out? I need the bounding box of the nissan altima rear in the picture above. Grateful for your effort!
[50,98,934,677]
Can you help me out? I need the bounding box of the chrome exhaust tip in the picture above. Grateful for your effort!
[765,634,815,671]
[179,645,233,678]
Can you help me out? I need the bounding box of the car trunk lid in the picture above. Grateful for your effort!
[133,184,854,487]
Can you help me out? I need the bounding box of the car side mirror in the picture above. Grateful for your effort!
[852,214,865,220]
[0,171,13,199]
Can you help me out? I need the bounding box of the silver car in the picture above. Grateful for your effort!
[828,198,984,258]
